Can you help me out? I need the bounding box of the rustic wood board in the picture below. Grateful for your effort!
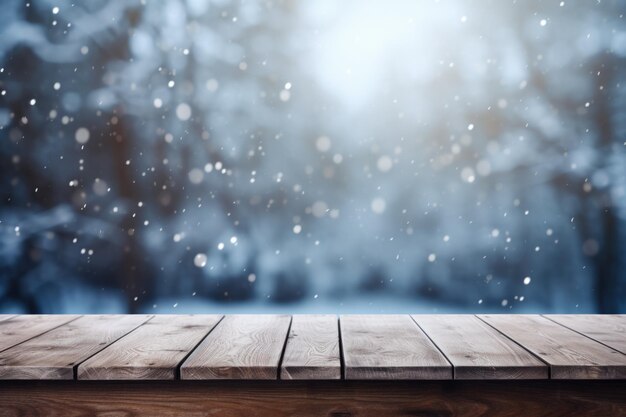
[0,315,150,380]
[180,315,291,380]
[78,315,223,380]
[1,314,625,383]
[3,380,625,417]
[413,315,548,379]
[280,315,341,380]
[340,315,451,379]
[479,315,626,379]
[545,315,626,354]
[0,315,79,353]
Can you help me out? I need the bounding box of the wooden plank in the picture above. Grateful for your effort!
[340,315,451,380]
[545,315,626,355]
[479,315,626,379]
[1,381,626,417]
[0,315,150,380]
[280,315,340,380]
[180,315,291,380]
[413,315,548,379]
[78,315,222,380]
[0,315,79,353]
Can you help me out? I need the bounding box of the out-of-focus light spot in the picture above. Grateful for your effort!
[312,201,328,217]
[176,103,192,121]
[371,197,386,214]
[188,168,204,184]
[461,167,475,183]
[279,89,291,101]
[194,253,207,267]
[377,155,393,172]
[316,135,331,152]
[75,127,90,144]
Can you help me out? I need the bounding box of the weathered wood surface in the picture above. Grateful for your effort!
[0,315,149,380]
[180,315,292,380]
[0,315,79,353]
[78,315,222,380]
[340,315,451,379]
[545,315,626,354]
[0,314,625,381]
[280,315,341,380]
[480,314,626,379]
[414,315,548,379]
[1,380,625,417]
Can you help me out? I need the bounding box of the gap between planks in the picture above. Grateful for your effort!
[542,314,626,355]
[413,315,548,380]
[77,315,223,380]
[478,314,626,379]
[0,315,82,354]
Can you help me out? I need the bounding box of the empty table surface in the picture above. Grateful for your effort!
[0,314,623,380]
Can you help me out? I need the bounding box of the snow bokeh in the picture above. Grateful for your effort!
[1,0,625,313]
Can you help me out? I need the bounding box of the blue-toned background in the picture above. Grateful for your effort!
[1,0,625,314]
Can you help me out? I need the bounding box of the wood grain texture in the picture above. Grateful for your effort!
[414,315,548,380]
[480,314,626,379]
[280,315,340,380]
[1,380,625,417]
[0,315,150,380]
[340,315,451,380]
[78,315,222,380]
[545,315,626,354]
[0,315,79,353]
[180,315,291,380]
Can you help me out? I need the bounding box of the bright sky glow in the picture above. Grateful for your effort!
[307,1,463,109]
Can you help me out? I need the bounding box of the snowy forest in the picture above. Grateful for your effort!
[1,0,625,314]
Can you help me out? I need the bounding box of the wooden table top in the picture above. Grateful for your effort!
[0,314,624,381]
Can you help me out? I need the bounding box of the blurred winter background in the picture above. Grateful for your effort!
[1,0,626,314]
